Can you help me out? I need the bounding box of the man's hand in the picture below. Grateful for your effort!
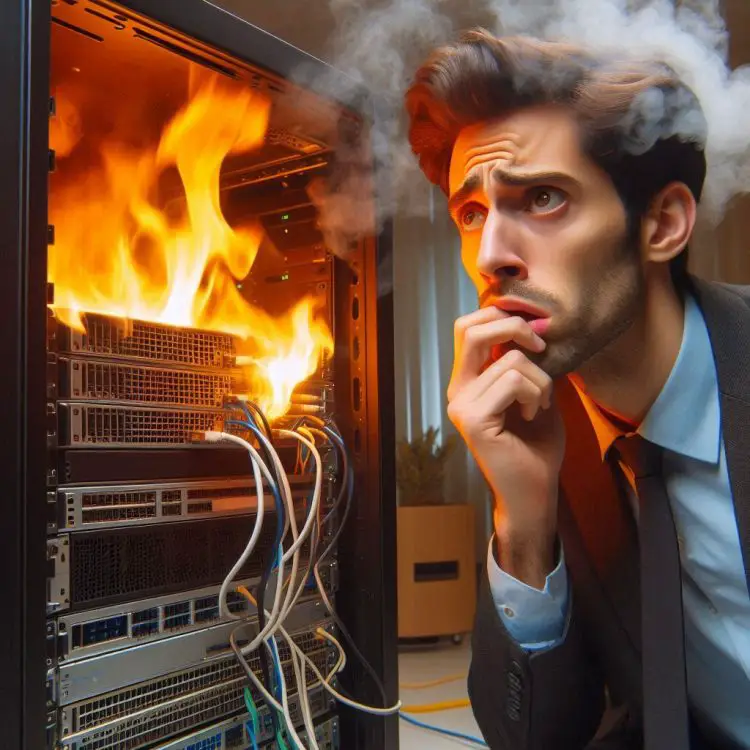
[447,306,565,588]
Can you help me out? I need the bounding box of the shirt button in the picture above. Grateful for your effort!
[503,606,515,618]
[708,603,718,615]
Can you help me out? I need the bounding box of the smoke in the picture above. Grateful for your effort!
[292,0,456,262]
[299,0,750,255]
[483,0,749,221]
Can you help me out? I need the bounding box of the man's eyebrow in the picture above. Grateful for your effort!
[447,173,481,216]
[491,168,581,189]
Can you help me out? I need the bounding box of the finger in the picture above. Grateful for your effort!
[477,369,544,424]
[450,316,546,393]
[453,306,507,350]
[458,349,553,407]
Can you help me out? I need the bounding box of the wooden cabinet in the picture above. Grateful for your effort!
[397,504,477,640]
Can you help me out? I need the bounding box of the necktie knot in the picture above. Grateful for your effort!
[613,433,663,479]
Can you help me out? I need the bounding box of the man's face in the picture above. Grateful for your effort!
[448,106,645,379]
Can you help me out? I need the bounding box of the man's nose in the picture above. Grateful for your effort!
[476,210,528,281]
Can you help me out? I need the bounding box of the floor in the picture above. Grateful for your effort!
[397,639,484,749]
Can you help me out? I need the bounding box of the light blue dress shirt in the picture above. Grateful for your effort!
[487,293,750,747]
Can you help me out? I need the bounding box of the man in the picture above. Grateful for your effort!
[405,30,750,750]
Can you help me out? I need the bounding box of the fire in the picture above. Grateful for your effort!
[48,75,333,419]
[238,299,333,418]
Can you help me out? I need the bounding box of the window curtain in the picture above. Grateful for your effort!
[393,186,492,561]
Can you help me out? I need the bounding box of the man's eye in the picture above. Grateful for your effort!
[459,206,486,231]
[526,188,566,214]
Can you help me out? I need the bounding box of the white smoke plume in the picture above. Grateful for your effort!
[301,0,750,248]
[483,0,750,222]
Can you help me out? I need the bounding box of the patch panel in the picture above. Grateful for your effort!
[55,571,334,663]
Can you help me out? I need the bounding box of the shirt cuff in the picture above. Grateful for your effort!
[486,536,569,651]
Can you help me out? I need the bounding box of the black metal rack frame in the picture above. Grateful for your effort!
[0,1,397,748]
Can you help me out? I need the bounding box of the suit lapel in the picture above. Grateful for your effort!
[690,278,750,598]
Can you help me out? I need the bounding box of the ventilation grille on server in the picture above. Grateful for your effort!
[67,644,331,750]
[68,516,298,608]
[60,313,235,368]
[63,358,234,407]
[60,403,225,447]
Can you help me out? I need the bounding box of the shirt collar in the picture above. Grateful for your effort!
[572,293,721,465]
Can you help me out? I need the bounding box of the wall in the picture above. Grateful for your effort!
[690,0,750,284]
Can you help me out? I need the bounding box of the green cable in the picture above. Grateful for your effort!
[244,687,260,738]
[243,683,294,750]
[276,721,290,750]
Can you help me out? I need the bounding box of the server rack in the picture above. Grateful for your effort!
[0,2,398,749]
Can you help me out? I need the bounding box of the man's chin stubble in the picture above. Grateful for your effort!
[526,339,595,381]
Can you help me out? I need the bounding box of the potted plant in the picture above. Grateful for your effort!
[396,428,477,642]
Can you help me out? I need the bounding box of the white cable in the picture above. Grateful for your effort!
[278,428,323,617]
[222,421,399,737]
[307,426,342,622]
[216,424,321,748]
[276,428,322,564]
[289,636,319,750]
[242,427,322,654]
[238,582,402,717]
[306,428,401,715]
[204,431,268,620]
[270,637,309,750]
[234,424,298,656]
[318,626,347,681]
[230,626,307,748]
[272,616,402,716]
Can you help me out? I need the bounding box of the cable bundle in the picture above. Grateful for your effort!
[201,401,401,750]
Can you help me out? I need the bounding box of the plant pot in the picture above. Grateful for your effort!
[397,503,477,640]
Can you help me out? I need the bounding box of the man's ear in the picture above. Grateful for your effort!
[640,182,696,265]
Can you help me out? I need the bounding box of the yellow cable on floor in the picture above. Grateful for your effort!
[398,673,467,690]
[400,699,471,714]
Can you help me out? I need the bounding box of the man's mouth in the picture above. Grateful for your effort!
[486,298,551,335]
[514,310,541,323]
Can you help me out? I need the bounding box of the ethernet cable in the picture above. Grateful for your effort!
[223,415,401,747]
[271,633,314,750]
[230,605,308,749]
[223,423,322,746]
[400,674,467,690]
[209,417,299,743]
[204,431,268,620]
[244,688,261,750]
[220,420,301,657]
[313,427,396,708]
[227,402,287,739]
[263,429,323,747]
[212,412,315,747]
[234,585,402,718]
[234,587,348,745]
[282,419,398,716]
[225,415,291,633]
[241,428,322,655]
[399,713,489,747]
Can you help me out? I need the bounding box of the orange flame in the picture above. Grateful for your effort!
[48,76,333,419]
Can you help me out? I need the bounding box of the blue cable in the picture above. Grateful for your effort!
[399,713,488,747]
[269,636,297,750]
[225,409,285,741]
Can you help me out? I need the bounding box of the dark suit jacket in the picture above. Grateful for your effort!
[468,279,750,750]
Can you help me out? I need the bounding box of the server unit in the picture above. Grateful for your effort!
[0,2,398,749]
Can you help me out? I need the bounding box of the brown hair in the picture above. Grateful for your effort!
[405,29,707,283]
